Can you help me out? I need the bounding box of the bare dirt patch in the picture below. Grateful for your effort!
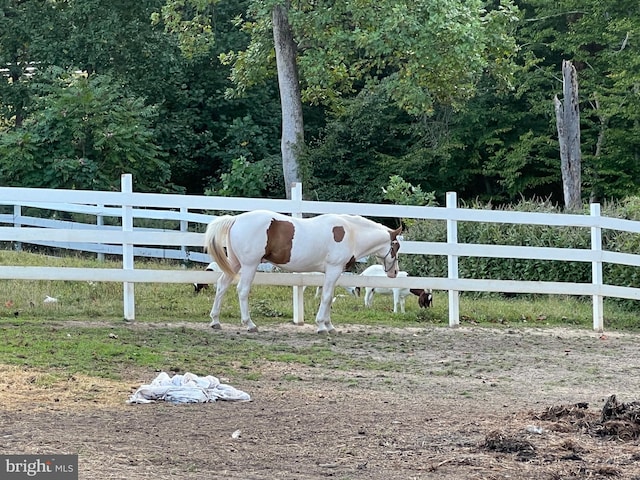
[2,322,640,479]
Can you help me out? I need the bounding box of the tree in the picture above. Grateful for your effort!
[302,88,418,203]
[271,2,303,196]
[0,0,58,128]
[554,60,582,210]
[519,0,640,201]
[153,0,288,195]
[0,71,172,192]
[422,0,640,206]
[0,0,284,194]
[162,0,520,198]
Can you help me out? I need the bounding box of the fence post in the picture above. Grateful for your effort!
[13,204,22,251]
[591,203,604,331]
[121,174,135,321]
[180,206,188,262]
[96,204,105,262]
[291,182,305,325]
[446,192,460,327]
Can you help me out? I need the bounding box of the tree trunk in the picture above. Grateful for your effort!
[554,60,582,211]
[272,1,303,199]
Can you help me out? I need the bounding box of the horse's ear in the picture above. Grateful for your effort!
[390,226,402,240]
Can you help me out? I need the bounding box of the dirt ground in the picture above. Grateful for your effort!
[2,322,640,479]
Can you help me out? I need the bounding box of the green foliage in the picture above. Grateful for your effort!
[217,1,274,99]
[0,0,283,195]
[151,0,218,58]
[149,0,283,194]
[0,71,173,192]
[401,197,640,311]
[205,155,266,197]
[1,0,639,208]
[0,0,58,127]
[227,0,520,115]
[383,175,436,207]
[515,0,640,202]
[302,0,640,205]
[303,87,423,203]
[304,0,519,113]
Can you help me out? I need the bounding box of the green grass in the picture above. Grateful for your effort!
[0,317,413,381]
[2,249,640,329]
[0,250,640,329]
[2,249,640,384]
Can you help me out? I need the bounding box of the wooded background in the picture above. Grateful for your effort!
[0,0,638,208]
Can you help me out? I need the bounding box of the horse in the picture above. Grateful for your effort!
[359,264,432,313]
[204,210,401,333]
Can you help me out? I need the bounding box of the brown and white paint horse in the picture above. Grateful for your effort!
[204,210,401,333]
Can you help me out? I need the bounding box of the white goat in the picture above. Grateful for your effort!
[194,261,275,293]
[360,264,431,313]
[194,262,221,293]
[311,272,360,299]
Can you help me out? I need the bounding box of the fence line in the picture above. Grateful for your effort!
[3,174,640,331]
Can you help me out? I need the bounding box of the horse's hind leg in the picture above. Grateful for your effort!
[209,272,234,329]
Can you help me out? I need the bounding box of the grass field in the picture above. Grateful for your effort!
[1,249,639,383]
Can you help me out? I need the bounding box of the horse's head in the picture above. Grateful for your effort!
[378,226,401,278]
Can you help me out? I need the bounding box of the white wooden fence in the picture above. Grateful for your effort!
[2,174,640,331]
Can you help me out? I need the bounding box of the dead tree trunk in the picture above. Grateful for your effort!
[554,60,582,211]
[272,1,303,198]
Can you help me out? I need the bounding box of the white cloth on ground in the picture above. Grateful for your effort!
[127,371,251,404]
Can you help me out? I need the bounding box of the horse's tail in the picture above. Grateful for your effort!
[204,215,237,277]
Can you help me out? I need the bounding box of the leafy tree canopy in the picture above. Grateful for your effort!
[223,0,520,116]
[0,70,173,192]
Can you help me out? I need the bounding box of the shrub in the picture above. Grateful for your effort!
[402,197,640,308]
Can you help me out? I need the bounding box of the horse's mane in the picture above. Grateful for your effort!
[339,214,389,231]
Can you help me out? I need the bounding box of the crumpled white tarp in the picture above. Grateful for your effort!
[128,372,251,404]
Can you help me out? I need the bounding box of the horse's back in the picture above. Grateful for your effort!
[229,211,353,272]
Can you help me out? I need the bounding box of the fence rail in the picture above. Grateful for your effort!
[2,174,640,331]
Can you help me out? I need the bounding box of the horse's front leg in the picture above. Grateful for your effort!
[209,272,234,329]
[237,266,259,332]
[315,268,341,334]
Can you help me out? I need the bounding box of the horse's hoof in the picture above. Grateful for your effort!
[247,326,258,333]
[316,329,328,334]
[210,323,222,330]
[327,328,337,335]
